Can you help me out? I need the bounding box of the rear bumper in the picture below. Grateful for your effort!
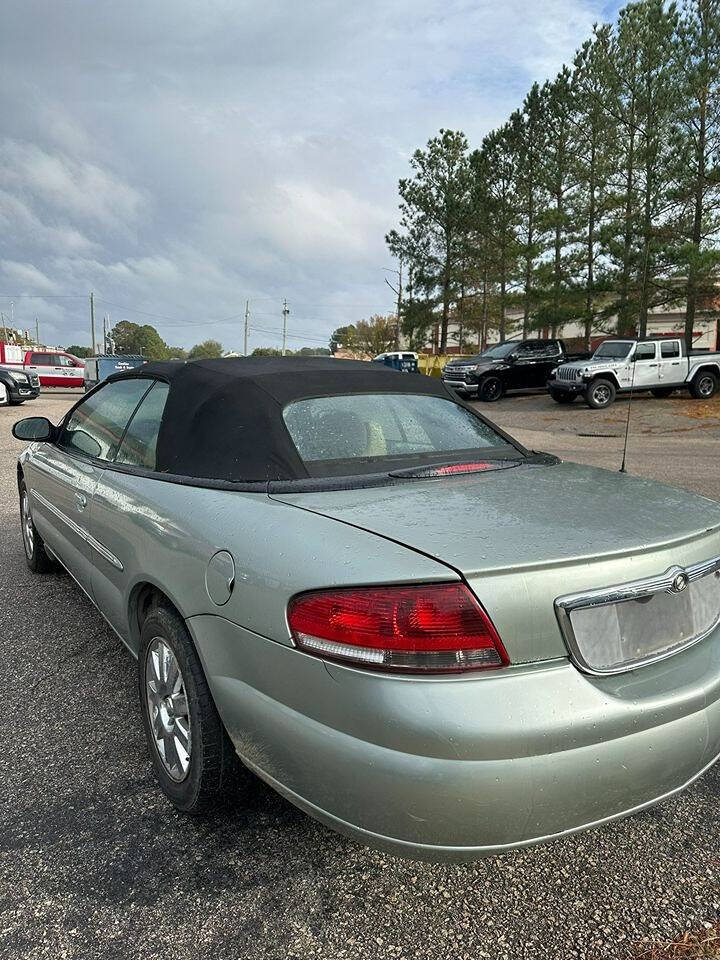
[188,615,720,862]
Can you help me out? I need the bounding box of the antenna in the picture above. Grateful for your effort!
[619,347,637,473]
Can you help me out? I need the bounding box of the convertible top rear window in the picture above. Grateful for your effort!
[99,356,524,485]
[283,393,513,477]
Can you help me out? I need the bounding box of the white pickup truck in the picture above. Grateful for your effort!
[547,337,720,409]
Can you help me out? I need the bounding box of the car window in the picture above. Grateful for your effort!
[114,381,170,470]
[635,343,657,361]
[283,393,514,476]
[30,352,52,365]
[58,378,153,461]
[517,342,561,359]
[57,354,76,367]
[661,341,680,358]
[593,341,633,359]
[480,342,516,359]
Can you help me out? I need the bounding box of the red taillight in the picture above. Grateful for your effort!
[287,583,509,674]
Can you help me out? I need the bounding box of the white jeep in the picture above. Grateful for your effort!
[547,338,720,409]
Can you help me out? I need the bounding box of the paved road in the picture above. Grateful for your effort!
[1,391,718,960]
[474,388,720,501]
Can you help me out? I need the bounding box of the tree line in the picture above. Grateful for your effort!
[68,321,330,359]
[387,0,720,352]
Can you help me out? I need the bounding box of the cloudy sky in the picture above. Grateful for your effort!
[0,0,621,354]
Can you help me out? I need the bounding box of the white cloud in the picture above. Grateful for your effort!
[0,0,622,351]
[0,140,144,231]
[0,260,60,293]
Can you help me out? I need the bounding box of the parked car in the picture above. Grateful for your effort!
[0,364,40,405]
[84,355,146,391]
[547,336,720,408]
[0,343,85,387]
[373,351,419,373]
[11,357,720,861]
[443,339,591,401]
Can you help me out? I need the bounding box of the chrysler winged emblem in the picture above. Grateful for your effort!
[671,572,689,593]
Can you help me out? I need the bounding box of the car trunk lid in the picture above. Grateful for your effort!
[271,461,720,665]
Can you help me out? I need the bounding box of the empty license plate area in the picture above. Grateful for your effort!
[555,558,720,674]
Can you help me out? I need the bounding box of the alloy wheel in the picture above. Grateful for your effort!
[698,375,715,398]
[21,492,34,558]
[592,384,611,405]
[145,637,192,782]
[483,379,501,401]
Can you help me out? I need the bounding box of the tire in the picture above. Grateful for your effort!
[138,602,240,814]
[584,378,616,409]
[690,371,718,400]
[19,480,56,573]
[651,387,674,398]
[478,376,503,402]
[549,389,576,404]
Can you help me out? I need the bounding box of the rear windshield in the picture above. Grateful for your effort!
[282,393,517,477]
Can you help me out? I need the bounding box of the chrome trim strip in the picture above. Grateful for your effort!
[31,489,124,571]
[555,556,720,676]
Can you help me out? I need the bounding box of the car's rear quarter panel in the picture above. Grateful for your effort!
[87,470,459,651]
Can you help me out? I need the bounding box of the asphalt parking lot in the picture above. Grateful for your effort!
[1,388,718,960]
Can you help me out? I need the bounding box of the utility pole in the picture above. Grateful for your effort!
[282,299,289,356]
[384,259,403,349]
[103,315,108,353]
[90,291,97,355]
[35,317,39,345]
[1,313,7,342]
[244,300,250,356]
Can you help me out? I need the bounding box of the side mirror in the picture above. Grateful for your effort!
[506,354,518,363]
[12,417,55,441]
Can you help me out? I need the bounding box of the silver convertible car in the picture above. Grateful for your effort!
[12,357,720,861]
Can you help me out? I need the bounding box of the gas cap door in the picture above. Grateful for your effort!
[205,550,235,606]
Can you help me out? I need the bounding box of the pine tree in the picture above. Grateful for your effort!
[635,0,680,336]
[570,29,618,348]
[386,130,472,353]
[514,87,549,336]
[669,0,720,348]
[596,8,643,334]
[474,124,520,341]
[536,68,578,337]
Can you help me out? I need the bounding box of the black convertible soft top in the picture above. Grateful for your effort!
[109,356,465,484]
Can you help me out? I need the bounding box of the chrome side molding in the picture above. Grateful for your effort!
[31,488,124,571]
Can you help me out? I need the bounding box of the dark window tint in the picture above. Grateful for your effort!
[481,342,516,359]
[516,341,561,359]
[115,381,169,470]
[661,341,680,358]
[59,379,152,461]
[283,393,513,477]
[635,343,657,361]
[30,353,53,364]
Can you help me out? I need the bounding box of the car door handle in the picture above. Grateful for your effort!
[74,493,87,511]
[647,363,658,367]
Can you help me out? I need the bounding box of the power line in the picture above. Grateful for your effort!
[0,294,87,299]
[93,298,246,327]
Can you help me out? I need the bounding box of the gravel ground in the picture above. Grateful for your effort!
[1,390,718,960]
